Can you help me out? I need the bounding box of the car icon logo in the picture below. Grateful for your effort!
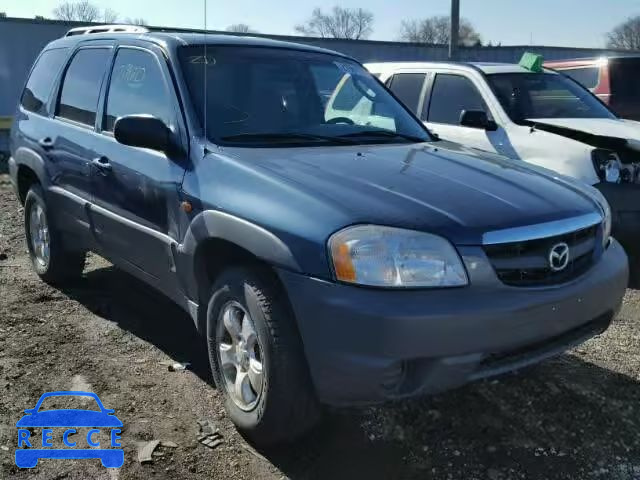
[15,391,123,469]
[549,242,570,272]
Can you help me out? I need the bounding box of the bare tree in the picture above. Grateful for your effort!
[124,17,148,26]
[102,8,118,23]
[607,16,640,50]
[399,15,481,46]
[53,1,100,22]
[0,12,6,18]
[75,1,99,21]
[295,6,374,40]
[53,2,76,21]
[226,23,258,34]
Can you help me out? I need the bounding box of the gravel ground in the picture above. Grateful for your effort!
[0,173,639,480]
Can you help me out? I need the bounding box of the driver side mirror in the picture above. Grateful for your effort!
[114,114,174,153]
[459,110,497,131]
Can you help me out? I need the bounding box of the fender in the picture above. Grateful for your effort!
[176,209,302,313]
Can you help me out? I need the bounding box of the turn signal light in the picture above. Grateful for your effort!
[332,242,357,282]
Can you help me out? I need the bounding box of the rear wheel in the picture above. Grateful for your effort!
[206,266,320,445]
[24,185,85,284]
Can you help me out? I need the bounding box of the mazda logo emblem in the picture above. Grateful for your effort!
[549,242,570,272]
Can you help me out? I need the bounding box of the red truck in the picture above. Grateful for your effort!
[545,56,640,120]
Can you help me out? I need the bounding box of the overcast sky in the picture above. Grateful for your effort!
[5,0,640,48]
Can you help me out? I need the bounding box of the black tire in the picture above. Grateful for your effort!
[24,184,85,284]
[206,266,320,445]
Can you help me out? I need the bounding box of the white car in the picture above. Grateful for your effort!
[366,60,640,249]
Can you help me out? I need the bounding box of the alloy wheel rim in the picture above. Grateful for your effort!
[29,204,50,268]
[216,301,264,411]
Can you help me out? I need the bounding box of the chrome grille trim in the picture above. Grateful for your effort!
[482,212,602,246]
[483,224,599,287]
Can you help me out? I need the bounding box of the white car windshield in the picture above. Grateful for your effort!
[179,45,431,146]
[487,72,617,123]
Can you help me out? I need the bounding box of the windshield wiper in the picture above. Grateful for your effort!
[338,130,428,143]
[220,132,355,145]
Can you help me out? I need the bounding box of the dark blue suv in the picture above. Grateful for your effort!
[8,27,628,445]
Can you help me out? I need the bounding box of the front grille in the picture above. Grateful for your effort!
[483,225,599,287]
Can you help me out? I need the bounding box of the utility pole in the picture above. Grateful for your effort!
[449,0,460,60]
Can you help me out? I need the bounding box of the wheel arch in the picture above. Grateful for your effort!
[13,147,50,204]
[178,210,302,333]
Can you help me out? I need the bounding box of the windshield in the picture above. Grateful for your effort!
[179,45,431,146]
[487,72,616,122]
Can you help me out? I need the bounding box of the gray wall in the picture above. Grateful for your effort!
[0,16,636,152]
[0,20,74,120]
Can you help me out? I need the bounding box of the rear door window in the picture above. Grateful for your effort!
[103,48,173,132]
[56,48,111,126]
[426,74,487,124]
[560,67,600,89]
[21,48,69,115]
[388,73,426,115]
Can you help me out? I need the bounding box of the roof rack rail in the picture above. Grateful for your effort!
[65,24,149,37]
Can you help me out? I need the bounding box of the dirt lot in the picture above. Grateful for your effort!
[0,173,639,480]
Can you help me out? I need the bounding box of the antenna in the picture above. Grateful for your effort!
[203,0,208,139]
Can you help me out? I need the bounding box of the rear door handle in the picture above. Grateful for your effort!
[92,156,112,173]
[38,137,54,151]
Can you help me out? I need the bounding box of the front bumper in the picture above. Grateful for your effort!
[278,239,628,406]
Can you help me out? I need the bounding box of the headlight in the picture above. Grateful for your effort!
[600,194,612,243]
[592,149,621,183]
[587,185,612,245]
[328,225,468,287]
[602,197,612,245]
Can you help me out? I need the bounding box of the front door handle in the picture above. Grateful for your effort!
[92,156,112,173]
[38,137,54,151]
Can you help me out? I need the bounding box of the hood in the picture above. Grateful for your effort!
[225,141,599,245]
[528,117,640,153]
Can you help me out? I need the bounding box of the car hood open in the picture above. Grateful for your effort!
[227,141,600,245]
[527,117,640,154]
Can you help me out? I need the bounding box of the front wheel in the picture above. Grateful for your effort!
[206,266,320,445]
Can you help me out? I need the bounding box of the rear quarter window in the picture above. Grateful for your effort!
[21,48,69,115]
